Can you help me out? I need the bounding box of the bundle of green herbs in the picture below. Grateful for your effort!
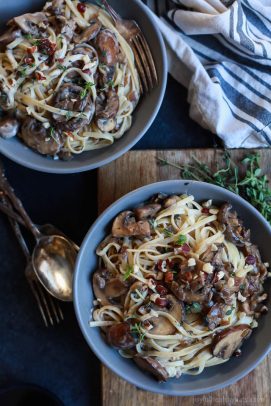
[158,152,271,224]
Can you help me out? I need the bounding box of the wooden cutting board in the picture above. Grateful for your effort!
[98,149,271,406]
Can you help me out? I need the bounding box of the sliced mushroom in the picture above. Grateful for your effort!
[134,204,161,220]
[169,281,213,304]
[54,16,76,41]
[74,20,102,44]
[95,90,119,120]
[218,203,250,247]
[212,324,252,359]
[94,29,119,65]
[51,0,65,15]
[107,322,136,349]
[134,356,169,382]
[96,118,116,133]
[0,28,21,48]
[0,117,19,139]
[98,65,116,87]
[150,294,183,335]
[163,195,179,208]
[93,269,128,306]
[206,303,226,330]
[20,117,63,156]
[112,211,151,238]
[9,12,48,36]
[52,83,94,132]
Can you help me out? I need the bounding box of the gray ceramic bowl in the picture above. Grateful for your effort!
[0,0,167,173]
[74,180,271,396]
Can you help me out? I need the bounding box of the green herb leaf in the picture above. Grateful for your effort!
[23,34,33,40]
[176,234,187,246]
[57,64,67,71]
[80,81,95,99]
[65,111,72,120]
[163,228,173,237]
[130,322,146,343]
[123,265,133,281]
[191,302,202,313]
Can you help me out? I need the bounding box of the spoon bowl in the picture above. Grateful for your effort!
[32,235,77,302]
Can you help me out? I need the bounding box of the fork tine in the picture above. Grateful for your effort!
[34,280,54,326]
[27,278,49,327]
[138,33,158,84]
[47,294,61,324]
[132,36,154,90]
[131,41,149,93]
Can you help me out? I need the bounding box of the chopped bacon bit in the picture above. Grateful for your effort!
[77,2,86,13]
[35,72,46,81]
[82,69,91,74]
[58,58,64,63]
[184,271,193,282]
[27,46,37,54]
[156,284,168,296]
[245,255,256,265]
[182,243,191,254]
[37,39,56,56]
[164,271,174,283]
[202,207,210,214]
[155,297,168,308]
[24,56,34,65]
[157,259,166,272]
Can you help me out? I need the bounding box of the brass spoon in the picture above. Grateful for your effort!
[0,166,77,302]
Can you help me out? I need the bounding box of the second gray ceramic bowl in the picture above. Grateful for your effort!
[74,180,271,396]
[0,0,167,173]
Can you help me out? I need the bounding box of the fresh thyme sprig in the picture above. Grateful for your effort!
[130,322,146,343]
[157,151,271,224]
[80,81,95,99]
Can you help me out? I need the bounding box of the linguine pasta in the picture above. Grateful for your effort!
[0,0,140,159]
[90,193,269,381]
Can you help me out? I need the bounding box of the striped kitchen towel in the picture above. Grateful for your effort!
[143,0,271,148]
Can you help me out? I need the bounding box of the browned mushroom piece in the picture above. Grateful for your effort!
[98,64,116,87]
[107,322,136,349]
[206,303,226,330]
[169,280,213,304]
[93,269,128,306]
[52,83,94,132]
[150,294,183,335]
[134,356,169,381]
[112,211,151,238]
[0,28,21,48]
[9,12,48,36]
[217,203,250,247]
[51,0,65,15]
[96,90,119,120]
[0,117,19,139]
[212,324,252,359]
[163,195,179,208]
[74,20,102,44]
[54,16,76,41]
[134,204,161,220]
[94,29,119,65]
[20,117,63,156]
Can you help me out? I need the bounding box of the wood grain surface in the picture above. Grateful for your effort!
[98,149,271,406]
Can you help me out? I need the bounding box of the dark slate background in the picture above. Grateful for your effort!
[0,76,221,406]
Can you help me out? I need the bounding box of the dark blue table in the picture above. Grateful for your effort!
[0,76,221,406]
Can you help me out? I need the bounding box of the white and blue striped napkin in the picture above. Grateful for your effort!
[144,0,271,148]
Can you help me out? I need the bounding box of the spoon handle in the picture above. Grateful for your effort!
[0,194,25,226]
[0,162,41,240]
[1,195,30,260]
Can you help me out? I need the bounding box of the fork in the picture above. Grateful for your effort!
[2,197,64,327]
[100,0,158,93]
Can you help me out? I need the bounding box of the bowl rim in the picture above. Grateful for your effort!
[0,0,168,174]
[73,179,271,396]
